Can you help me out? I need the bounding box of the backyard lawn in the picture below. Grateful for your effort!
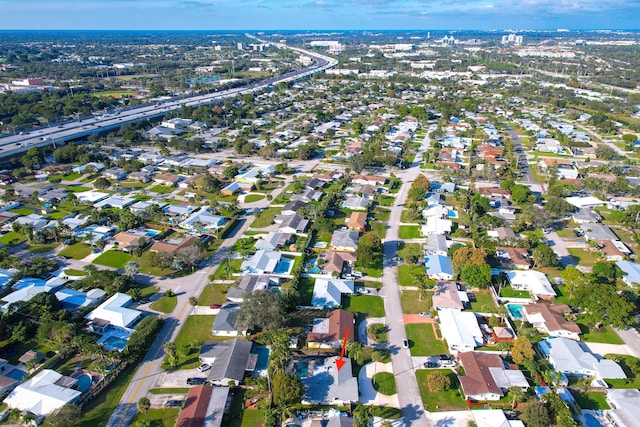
[406,323,448,356]
[567,248,602,267]
[469,289,498,313]
[373,372,396,395]
[400,290,433,314]
[93,250,133,269]
[213,259,243,280]
[579,324,624,345]
[58,242,92,260]
[342,294,385,318]
[150,294,178,314]
[398,225,422,239]
[0,231,25,246]
[569,390,610,410]
[605,355,640,388]
[499,287,531,299]
[416,370,467,412]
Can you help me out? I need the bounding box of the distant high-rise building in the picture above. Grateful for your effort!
[501,33,523,45]
[237,42,244,50]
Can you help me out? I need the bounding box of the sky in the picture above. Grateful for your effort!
[0,0,638,30]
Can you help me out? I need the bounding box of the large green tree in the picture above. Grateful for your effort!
[272,371,304,408]
[239,289,284,331]
[356,233,383,269]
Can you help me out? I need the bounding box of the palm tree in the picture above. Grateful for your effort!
[346,341,364,364]
[508,386,525,409]
[189,297,199,323]
[137,397,150,420]
[353,404,373,427]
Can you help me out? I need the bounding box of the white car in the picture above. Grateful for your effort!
[197,363,211,373]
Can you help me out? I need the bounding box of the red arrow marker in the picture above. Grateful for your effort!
[335,327,350,371]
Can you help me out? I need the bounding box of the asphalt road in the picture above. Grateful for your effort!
[506,126,539,187]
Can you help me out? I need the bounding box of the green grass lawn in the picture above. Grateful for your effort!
[373,372,397,395]
[26,243,58,253]
[342,294,385,318]
[131,408,180,427]
[213,259,243,280]
[567,248,602,267]
[65,185,91,192]
[469,289,498,313]
[59,242,92,259]
[556,228,577,238]
[362,266,382,278]
[369,221,387,239]
[80,364,137,427]
[151,294,178,313]
[579,324,624,344]
[172,315,217,370]
[93,250,133,269]
[45,211,69,219]
[251,206,281,228]
[398,264,426,286]
[378,195,395,207]
[222,389,264,427]
[64,268,86,276]
[368,323,388,343]
[150,184,176,194]
[416,370,468,412]
[605,355,640,388]
[148,388,190,394]
[406,323,448,356]
[570,390,610,410]
[139,251,175,276]
[400,290,433,314]
[0,231,26,246]
[499,287,531,298]
[9,207,35,215]
[399,225,422,239]
[199,283,231,306]
[62,172,83,180]
[244,194,265,203]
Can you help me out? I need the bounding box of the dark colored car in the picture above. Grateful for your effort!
[165,400,183,408]
[186,377,206,386]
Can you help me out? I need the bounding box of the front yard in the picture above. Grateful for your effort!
[398,225,422,239]
[405,323,448,356]
[59,242,93,260]
[579,324,624,345]
[93,250,133,269]
[171,315,219,370]
[342,294,385,318]
[400,290,433,314]
[415,370,467,412]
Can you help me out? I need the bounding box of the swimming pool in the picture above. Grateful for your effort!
[99,335,128,352]
[507,304,525,320]
[448,211,459,219]
[75,374,92,393]
[584,414,603,427]
[144,228,160,236]
[294,362,309,378]
[274,257,294,274]
[306,259,322,274]
[252,346,270,371]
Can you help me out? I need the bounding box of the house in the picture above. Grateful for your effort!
[55,288,106,311]
[617,261,640,285]
[341,196,369,211]
[254,232,293,250]
[352,175,387,186]
[606,389,640,427]
[479,187,511,200]
[13,214,51,232]
[438,308,483,353]
[539,337,626,379]
[198,339,256,385]
[471,410,525,427]
[352,184,377,199]
[0,374,18,397]
[235,164,275,184]
[72,162,104,174]
[275,214,310,234]
[150,236,199,256]
[421,217,452,235]
[85,292,143,333]
[282,200,307,216]
[458,352,529,401]
[241,250,288,275]
[102,167,127,181]
[424,255,455,281]
[179,207,226,233]
[179,173,204,189]
[175,385,230,427]
[94,195,136,210]
[487,227,518,241]
[220,181,254,195]
[113,230,151,252]
[597,240,630,262]
[580,223,619,241]
[211,304,247,337]
[19,350,46,366]
[1,278,66,310]
[432,281,468,311]
[495,247,530,269]
[129,171,151,183]
[164,204,198,220]
[505,270,556,300]
[3,369,82,416]
[572,208,600,224]
[291,188,323,203]
[322,251,357,275]
[307,309,355,349]
[522,303,581,341]
[347,212,367,232]
[129,200,168,215]
[226,276,278,303]
[425,234,449,256]
[330,230,360,252]
[153,172,181,186]
[421,204,450,220]
[565,196,606,208]
[301,356,359,405]
[312,278,355,308]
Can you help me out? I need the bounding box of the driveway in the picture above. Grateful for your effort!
[404,314,434,324]
[358,317,386,347]
[545,231,577,268]
[154,368,205,388]
[584,342,634,357]
[358,362,400,407]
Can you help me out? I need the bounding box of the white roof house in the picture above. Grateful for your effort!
[240,249,282,275]
[3,369,82,416]
[565,196,606,208]
[472,410,525,427]
[438,308,483,354]
[1,278,64,310]
[617,261,640,286]
[505,270,556,300]
[606,389,640,427]
[179,207,226,232]
[539,337,626,379]
[85,292,142,332]
[312,278,355,308]
[421,217,452,235]
[74,190,110,204]
[94,195,136,210]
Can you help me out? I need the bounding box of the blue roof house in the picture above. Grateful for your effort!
[425,255,454,280]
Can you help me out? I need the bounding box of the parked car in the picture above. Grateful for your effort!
[402,339,409,348]
[197,363,211,373]
[165,400,183,408]
[423,361,439,368]
[419,312,432,317]
[186,377,206,386]
[209,304,222,309]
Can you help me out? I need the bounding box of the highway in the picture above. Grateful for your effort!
[0,43,337,160]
